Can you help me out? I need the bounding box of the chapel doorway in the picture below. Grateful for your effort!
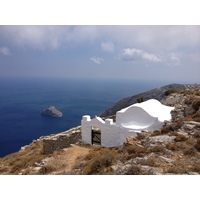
[91,126,101,145]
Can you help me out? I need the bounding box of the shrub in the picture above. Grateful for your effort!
[152,130,162,136]
[190,163,200,173]
[39,165,56,174]
[192,113,200,122]
[165,90,178,96]
[149,145,167,154]
[194,130,200,138]
[125,144,148,156]
[137,97,144,103]
[166,142,189,152]
[171,121,183,131]
[166,143,178,151]
[161,126,171,134]
[146,157,160,167]
[125,165,142,175]
[9,154,45,174]
[174,134,188,142]
[192,100,200,111]
[166,163,188,174]
[161,121,182,134]
[194,138,200,152]
[183,147,196,156]
[121,144,149,161]
[82,148,117,175]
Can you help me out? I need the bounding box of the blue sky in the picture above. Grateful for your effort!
[0,25,200,83]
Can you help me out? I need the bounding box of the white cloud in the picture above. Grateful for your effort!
[167,54,181,65]
[122,48,162,63]
[0,46,11,56]
[101,41,114,52]
[0,25,199,54]
[90,56,104,64]
[0,25,100,50]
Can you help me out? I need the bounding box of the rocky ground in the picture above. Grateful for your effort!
[0,85,200,175]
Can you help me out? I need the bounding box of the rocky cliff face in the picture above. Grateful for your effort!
[99,83,198,117]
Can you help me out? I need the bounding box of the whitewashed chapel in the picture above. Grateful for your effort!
[81,99,174,147]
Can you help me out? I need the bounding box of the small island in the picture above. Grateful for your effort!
[41,106,62,118]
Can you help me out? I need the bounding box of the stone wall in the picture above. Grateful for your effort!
[42,126,81,154]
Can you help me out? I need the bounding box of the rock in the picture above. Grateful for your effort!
[184,121,200,127]
[183,124,196,130]
[188,172,199,175]
[158,156,174,163]
[194,130,200,138]
[41,106,62,118]
[140,166,163,175]
[163,94,184,106]
[146,135,176,146]
[184,106,196,115]
[176,131,189,137]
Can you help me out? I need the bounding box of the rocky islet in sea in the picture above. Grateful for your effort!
[41,106,62,118]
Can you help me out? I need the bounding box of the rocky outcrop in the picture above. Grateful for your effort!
[41,106,62,118]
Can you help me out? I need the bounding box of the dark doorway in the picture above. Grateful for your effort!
[91,126,101,145]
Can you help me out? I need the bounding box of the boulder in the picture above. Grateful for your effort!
[146,135,176,147]
[184,106,196,115]
[41,106,62,118]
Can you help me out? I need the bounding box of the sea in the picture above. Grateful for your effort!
[0,77,169,157]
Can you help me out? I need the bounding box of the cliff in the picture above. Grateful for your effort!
[0,84,200,175]
[99,83,197,117]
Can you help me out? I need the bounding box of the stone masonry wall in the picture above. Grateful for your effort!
[42,126,81,154]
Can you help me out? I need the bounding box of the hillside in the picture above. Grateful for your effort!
[99,83,197,117]
[0,84,200,175]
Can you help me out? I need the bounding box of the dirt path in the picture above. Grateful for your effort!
[48,145,90,174]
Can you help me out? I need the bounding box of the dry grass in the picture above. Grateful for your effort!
[125,165,142,175]
[81,147,118,175]
[0,141,45,174]
[123,144,148,160]
[165,158,200,174]
[194,138,200,152]
[165,160,189,174]
[149,145,167,154]
[173,133,188,142]
[190,163,200,173]
[161,121,182,134]
[192,100,200,111]
[146,156,160,167]
[183,147,197,156]
[192,113,200,122]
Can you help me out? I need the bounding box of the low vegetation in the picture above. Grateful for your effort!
[0,141,45,174]
[165,89,179,96]
[81,147,118,175]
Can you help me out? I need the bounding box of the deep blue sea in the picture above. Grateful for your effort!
[0,77,169,157]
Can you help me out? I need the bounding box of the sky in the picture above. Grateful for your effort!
[0,25,200,83]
